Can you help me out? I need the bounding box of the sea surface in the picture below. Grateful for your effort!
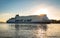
[0,23,60,38]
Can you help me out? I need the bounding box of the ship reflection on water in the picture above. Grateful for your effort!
[0,23,60,38]
[14,24,47,38]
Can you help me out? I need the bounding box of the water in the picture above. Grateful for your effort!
[0,23,60,38]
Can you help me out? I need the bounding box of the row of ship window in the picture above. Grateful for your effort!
[15,19,32,22]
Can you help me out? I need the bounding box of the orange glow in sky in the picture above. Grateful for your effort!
[0,18,6,22]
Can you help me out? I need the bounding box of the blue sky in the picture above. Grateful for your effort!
[0,0,60,22]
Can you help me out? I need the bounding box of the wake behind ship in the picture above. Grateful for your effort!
[6,14,50,23]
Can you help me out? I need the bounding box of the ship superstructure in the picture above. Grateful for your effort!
[7,14,50,23]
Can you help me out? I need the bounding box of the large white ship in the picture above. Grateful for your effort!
[7,14,50,23]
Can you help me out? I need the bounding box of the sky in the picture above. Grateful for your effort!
[0,0,60,22]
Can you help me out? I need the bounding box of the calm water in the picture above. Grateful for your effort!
[0,23,60,38]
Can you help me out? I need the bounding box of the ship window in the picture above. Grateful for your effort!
[15,19,23,22]
[27,19,32,22]
[24,19,32,22]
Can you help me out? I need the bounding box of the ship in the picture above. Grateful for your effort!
[6,14,50,23]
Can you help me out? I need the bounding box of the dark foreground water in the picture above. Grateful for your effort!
[0,23,60,38]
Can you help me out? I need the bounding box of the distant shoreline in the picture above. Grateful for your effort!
[0,22,60,24]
